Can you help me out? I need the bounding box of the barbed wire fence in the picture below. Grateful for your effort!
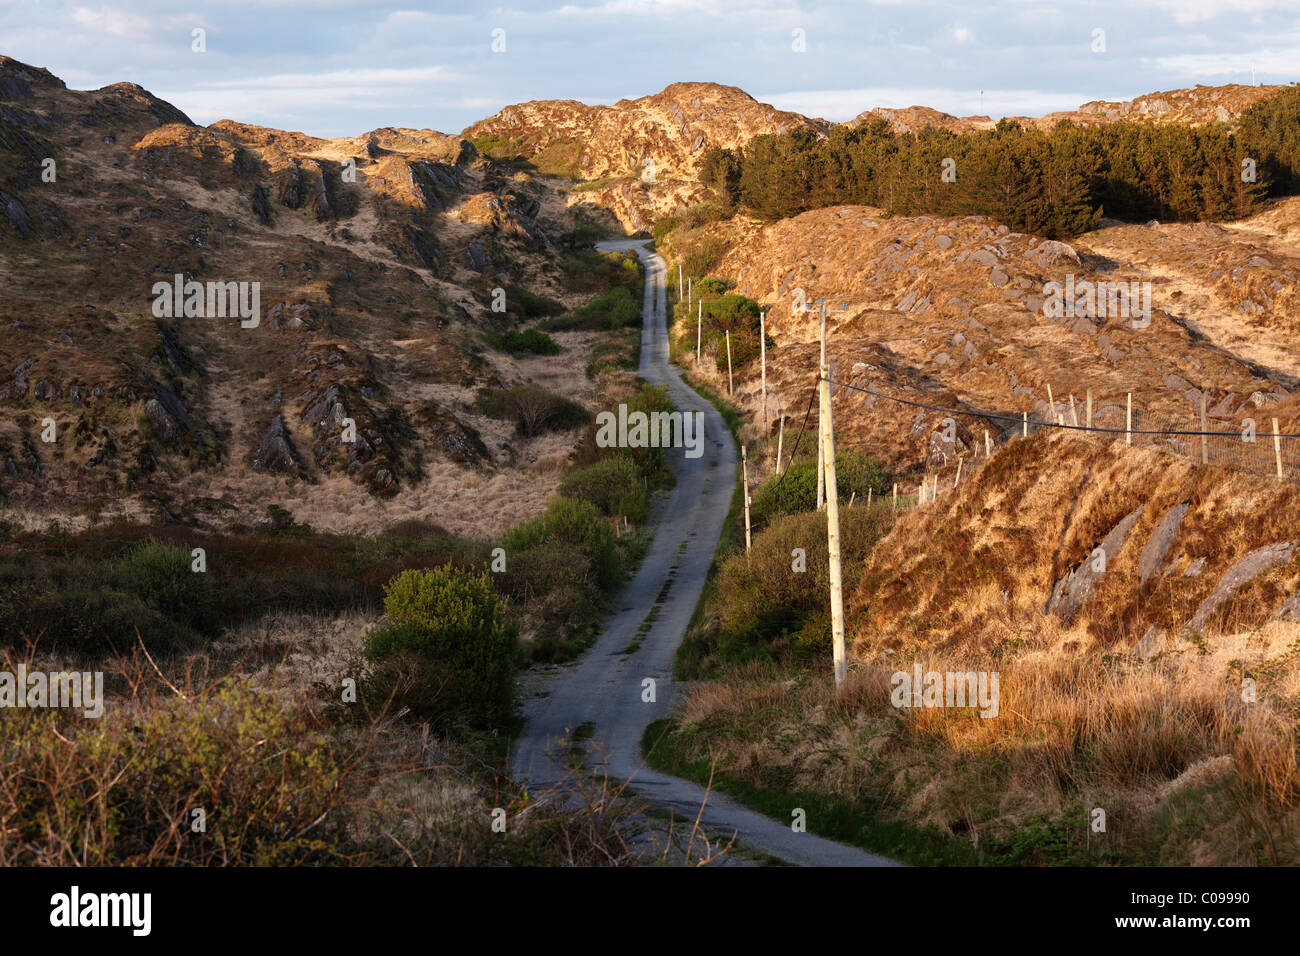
[761,374,1299,518]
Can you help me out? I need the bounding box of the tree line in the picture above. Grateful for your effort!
[698,86,1300,238]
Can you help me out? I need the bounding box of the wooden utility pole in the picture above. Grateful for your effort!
[725,331,734,395]
[802,297,848,511]
[1274,418,1284,479]
[1126,393,1133,446]
[1086,389,1093,429]
[759,310,768,439]
[820,355,847,691]
[742,444,752,554]
[1200,393,1209,465]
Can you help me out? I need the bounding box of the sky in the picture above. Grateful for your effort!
[2,0,1297,137]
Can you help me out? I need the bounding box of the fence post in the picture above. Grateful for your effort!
[1023,411,1028,438]
[742,444,752,554]
[696,301,702,366]
[760,311,768,439]
[1274,418,1284,480]
[867,487,873,507]
[955,456,963,487]
[849,491,856,508]
[1126,393,1132,446]
[985,429,991,457]
[1201,393,1209,465]
[892,482,898,510]
[1069,393,1078,427]
[776,414,784,472]
[678,263,683,300]
[1086,388,1093,429]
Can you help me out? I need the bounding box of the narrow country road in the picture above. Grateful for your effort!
[509,238,900,867]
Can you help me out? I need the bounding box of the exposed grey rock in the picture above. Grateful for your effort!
[933,234,952,250]
[1187,541,1297,633]
[1047,505,1145,621]
[1138,502,1189,585]
[145,398,183,444]
[466,239,489,272]
[252,415,298,473]
[1275,590,1300,622]
[1,190,31,237]
[280,161,305,208]
[1133,625,1166,659]
[971,249,998,267]
[989,265,1009,288]
[1183,557,1206,578]
[309,171,334,221]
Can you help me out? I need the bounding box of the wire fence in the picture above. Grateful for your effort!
[822,376,1300,489]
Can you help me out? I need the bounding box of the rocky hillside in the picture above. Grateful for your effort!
[0,55,606,535]
[850,83,1287,136]
[464,82,824,233]
[670,200,1300,475]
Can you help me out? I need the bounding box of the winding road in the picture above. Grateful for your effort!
[509,238,899,867]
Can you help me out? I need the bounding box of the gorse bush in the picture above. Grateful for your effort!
[118,539,216,633]
[558,455,648,523]
[751,451,887,527]
[365,566,516,729]
[680,507,892,675]
[490,328,561,356]
[0,678,350,865]
[475,385,589,437]
[543,286,640,332]
[503,498,620,592]
[504,285,564,318]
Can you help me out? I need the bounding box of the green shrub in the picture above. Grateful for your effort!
[652,216,681,244]
[365,567,516,729]
[558,456,648,523]
[503,498,621,592]
[751,451,887,527]
[118,539,216,632]
[505,285,564,318]
[686,507,891,673]
[490,328,561,356]
[475,385,589,437]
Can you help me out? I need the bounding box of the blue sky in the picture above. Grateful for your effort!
[3,0,1297,137]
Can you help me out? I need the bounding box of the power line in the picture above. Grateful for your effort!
[824,376,1300,439]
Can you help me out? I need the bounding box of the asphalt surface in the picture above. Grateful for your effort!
[509,238,900,867]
